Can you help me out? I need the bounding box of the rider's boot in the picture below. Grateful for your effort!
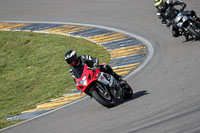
[102,64,126,84]
[112,72,126,85]
[194,16,200,23]
[196,17,200,23]
[192,14,200,23]
[190,11,200,23]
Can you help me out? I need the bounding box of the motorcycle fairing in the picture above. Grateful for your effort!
[75,65,100,92]
[75,64,118,93]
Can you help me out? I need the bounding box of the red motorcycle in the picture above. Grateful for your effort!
[75,64,133,108]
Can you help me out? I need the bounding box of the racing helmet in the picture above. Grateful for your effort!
[64,50,78,66]
[154,0,163,7]
[154,0,167,11]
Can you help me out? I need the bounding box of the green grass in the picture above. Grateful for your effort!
[0,31,110,129]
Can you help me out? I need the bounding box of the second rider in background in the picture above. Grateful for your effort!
[154,0,200,41]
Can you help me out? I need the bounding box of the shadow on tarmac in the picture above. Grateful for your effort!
[114,90,149,107]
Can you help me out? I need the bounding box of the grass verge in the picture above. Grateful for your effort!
[0,31,110,129]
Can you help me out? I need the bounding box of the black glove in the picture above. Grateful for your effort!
[93,63,98,69]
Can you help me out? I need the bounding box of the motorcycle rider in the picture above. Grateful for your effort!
[65,50,124,83]
[154,0,200,41]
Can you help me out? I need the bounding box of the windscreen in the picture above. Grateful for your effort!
[73,65,84,79]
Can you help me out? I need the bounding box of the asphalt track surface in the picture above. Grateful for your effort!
[0,0,200,133]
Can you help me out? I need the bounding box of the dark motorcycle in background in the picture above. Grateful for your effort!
[75,64,133,108]
[172,11,200,40]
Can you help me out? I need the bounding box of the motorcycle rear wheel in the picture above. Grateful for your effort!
[91,88,115,108]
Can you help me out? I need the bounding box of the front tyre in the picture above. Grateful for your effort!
[91,89,115,108]
[187,24,200,39]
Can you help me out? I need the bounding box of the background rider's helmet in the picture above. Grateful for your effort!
[154,0,167,11]
[65,50,78,66]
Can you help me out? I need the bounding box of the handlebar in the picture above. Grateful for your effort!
[87,67,97,71]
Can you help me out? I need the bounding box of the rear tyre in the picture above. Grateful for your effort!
[91,88,115,108]
[123,83,133,99]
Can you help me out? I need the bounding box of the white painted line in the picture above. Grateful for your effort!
[0,96,88,132]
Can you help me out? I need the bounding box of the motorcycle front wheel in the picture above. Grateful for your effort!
[187,24,200,39]
[91,85,115,108]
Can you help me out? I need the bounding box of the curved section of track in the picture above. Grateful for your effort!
[0,0,200,133]
[0,21,152,121]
